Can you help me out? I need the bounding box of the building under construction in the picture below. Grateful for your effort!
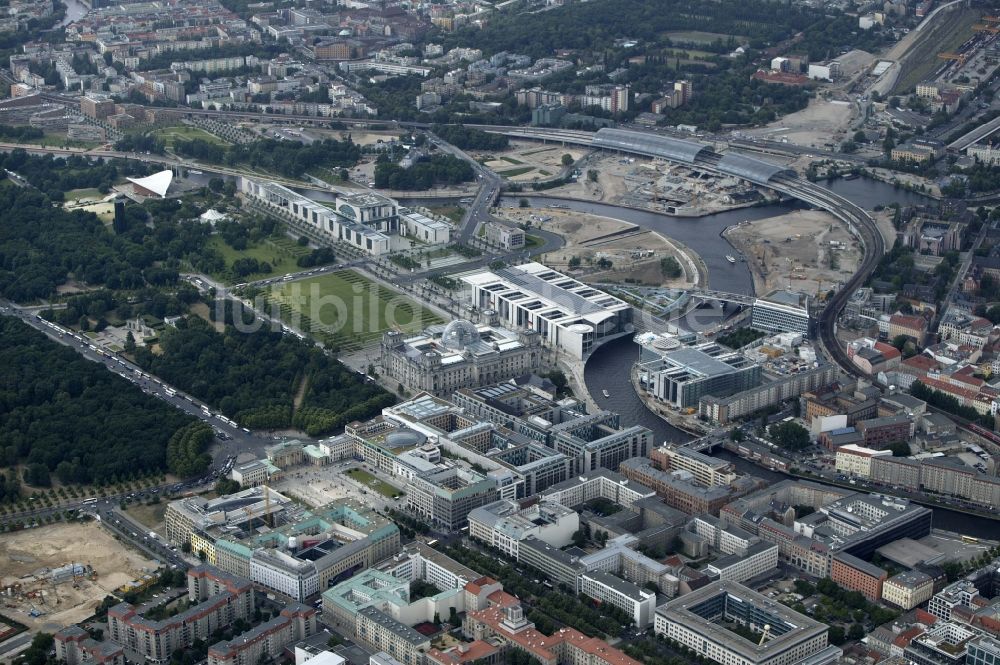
[164,486,301,546]
[164,491,400,603]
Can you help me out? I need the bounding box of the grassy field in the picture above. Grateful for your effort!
[525,234,544,249]
[154,125,230,148]
[498,166,535,178]
[64,188,105,201]
[206,236,310,283]
[664,30,743,45]
[345,468,402,497]
[126,501,167,531]
[267,270,443,351]
[501,156,524,165]
[428,205,464,224]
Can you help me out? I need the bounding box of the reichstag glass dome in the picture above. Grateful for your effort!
[440,320,479,350]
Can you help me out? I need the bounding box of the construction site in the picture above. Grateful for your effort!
[0,521,158,632]
[723,209,861,300]
[504,205,702,286]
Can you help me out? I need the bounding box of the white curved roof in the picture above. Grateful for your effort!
[127,170,173,198]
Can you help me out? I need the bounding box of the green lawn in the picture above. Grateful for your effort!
[266,270,443,351]
[664,30,745,44]
[498,166,535,178]
[206,236,309,283]
[64,188,105,201]
[428,205,464,224]
[345,468,402,497]
[525,234,544,249]
[501,156,524,165]
[154,125,230,148]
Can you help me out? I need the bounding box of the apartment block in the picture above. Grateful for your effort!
[207,604,317,665]
[108,566,254,663]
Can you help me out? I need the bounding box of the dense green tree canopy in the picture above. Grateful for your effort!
[0,317,196,486]
[132,309,395,436]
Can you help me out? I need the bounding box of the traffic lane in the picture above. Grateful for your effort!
[8,303,261,447]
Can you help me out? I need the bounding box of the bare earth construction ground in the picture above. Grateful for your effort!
[0,522,157,632]
[523,208,700,286]
[724,209,860,297]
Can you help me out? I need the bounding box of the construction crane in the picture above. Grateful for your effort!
[938,52,968,65]
[758,624,772,647]
[264,484,271,528]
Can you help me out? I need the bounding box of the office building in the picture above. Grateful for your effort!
[834,444,892,478]
[752,290,811,335]
[967,636,1000,665]
[240,178,400,255]
[903,622,979,665]
[579,571,656,627]
[406,467,499,531]
[651,445,737,487]
[619,457,755,515]
[699,364,837,424]
[549,411,651,475]
[639,342,761,408]
[468,499,578,558]
[168,495,399,602]
[929,581,981,621]
[484,221,525,250]
[704,541,779,584]
[830,552,888,601]
[462,263,632,359]
[882,570,935,610]
[380,321,542,397]
[517,536,586,590]
[578,534,683,597]
[164,486,298,552]
[655,581,828,665]
[856,415,913,449]
[538,468,656,510]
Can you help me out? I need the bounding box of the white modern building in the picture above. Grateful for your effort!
[467,499,578,558]
[539,468,655,509]
[461,263,632,359]
[241,178,394,255]
[399,208,451,244]
[579,570,656,627]
[835,444,892,479]
[752,290,811,335]
[703,541,779,584]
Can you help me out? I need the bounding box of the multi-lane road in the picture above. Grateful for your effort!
[0,299,278,466]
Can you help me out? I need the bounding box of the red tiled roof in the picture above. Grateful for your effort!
[874,342,901,359]
[890,314,928,331]
[902,355,940,373]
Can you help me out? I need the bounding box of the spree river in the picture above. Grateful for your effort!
[545,178,994,537]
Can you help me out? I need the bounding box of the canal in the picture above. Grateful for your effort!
[572,176,994,536]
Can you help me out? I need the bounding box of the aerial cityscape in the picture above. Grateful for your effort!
[7,0,1000,665]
